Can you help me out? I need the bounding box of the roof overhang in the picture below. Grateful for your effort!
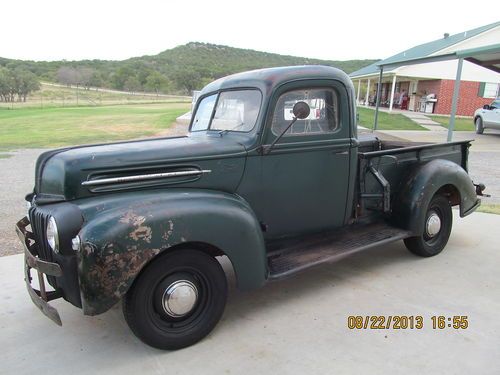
[457,44,500,73]
[377,43,500,73]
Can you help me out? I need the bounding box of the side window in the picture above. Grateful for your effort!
[271,88,339,137]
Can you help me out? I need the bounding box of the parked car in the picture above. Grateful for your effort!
[16,66,486,350]
[474,99,500,134]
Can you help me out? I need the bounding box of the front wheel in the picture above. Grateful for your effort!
[123,249,228,350]
[404,195,452,257]
[475,117,484,134]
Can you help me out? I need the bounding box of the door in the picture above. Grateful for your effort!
[250,83,352,238]
[488,100,500,128]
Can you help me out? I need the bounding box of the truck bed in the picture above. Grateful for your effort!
[356,134,472,213]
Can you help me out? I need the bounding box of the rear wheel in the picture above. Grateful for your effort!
[404,195,452,257]
[123,249,227,350]
[475,117,484,134]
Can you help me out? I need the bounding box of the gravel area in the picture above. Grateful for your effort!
[468,151,500,205]
[1,124,498,257]
[0,148,46,256]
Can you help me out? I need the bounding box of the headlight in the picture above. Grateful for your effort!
[46,216,59,253]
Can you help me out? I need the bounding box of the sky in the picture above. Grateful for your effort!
[1,0,498,62]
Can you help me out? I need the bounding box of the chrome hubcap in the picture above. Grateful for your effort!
[426,212,441,238]
[162,280,198,318]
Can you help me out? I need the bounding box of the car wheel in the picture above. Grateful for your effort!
[404,195,452,257]
[475,117,484,134]
[123,249,228,350]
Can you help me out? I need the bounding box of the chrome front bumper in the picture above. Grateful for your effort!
[16,216,63,326]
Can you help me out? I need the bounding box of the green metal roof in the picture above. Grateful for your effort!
[350,21,500,78]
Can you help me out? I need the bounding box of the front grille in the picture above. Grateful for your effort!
[29,208,53,263]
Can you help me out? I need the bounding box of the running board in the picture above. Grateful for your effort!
[267,222,410,280]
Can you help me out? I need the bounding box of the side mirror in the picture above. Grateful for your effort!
[263,101,311,155]
[483,104,491,110]
[292,101,310,119]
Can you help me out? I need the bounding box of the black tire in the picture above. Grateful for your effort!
[123,249,227,350]
[475,117,484,134]
[404,195,452,257]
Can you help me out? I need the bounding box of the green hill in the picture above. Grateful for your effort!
[0,42,378,95]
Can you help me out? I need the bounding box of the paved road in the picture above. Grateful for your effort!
[1,211,499,374]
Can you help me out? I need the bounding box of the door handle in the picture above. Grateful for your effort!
[333,150,349,155]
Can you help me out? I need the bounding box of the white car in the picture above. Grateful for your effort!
[474,99,500,134]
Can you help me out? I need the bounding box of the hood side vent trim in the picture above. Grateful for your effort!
[82,169,211,187]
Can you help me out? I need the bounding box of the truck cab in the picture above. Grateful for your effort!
[17,66,483,350]
[192,67,355,238]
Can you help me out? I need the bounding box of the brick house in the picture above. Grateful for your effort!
[350,21,500,116]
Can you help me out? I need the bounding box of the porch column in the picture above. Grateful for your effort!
[447,58,464,142]
[365,79,371,106]
[356,80,361,104]
[389,74,397,112]
[374,67,384,130]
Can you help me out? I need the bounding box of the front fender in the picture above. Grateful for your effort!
[391,159,480,234]
[76,189,267,315]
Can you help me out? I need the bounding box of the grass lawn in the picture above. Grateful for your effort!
[429,115,475,131]
[357,107,427,131]
[477,203,500,215]
[0,103,190,150]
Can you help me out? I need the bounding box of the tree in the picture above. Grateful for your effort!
[0,67,14,102]
[145,72,169,94]
[124,76,141,94]
[111,66,134,90]
[171,69,203,94]
[15,69,40,101]
[57,66,79,86]
[78,67,95,90]
[89,71,103,89]
[0,67,39,102]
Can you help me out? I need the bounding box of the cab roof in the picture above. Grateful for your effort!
[199,65,353,96]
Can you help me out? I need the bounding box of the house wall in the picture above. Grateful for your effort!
[434,80,493,116]
[416,80,441,97]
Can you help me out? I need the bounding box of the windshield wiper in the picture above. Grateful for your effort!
[218,122,245,136]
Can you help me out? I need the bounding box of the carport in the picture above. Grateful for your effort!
[372,43,500,141]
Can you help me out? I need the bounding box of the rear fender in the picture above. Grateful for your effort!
[391,159,480,234]
[76,189,267,315]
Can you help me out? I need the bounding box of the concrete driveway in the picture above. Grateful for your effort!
[1,211,499,374]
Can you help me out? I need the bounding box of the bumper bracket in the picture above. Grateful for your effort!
[16,216,63,326]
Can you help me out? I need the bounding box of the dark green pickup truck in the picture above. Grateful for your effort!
[17,66,486,349]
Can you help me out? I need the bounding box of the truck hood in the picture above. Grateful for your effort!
[34,135,248,202]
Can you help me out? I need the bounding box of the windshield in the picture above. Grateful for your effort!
[190,89,262,133]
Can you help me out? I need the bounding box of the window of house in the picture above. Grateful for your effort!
[478,82,500,99]
[271,88,339,137]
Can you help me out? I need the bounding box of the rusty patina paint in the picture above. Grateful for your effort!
[79,241,160,315]
[120,211,153,243]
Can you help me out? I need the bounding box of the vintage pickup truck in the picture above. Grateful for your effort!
[17,66,486,350]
